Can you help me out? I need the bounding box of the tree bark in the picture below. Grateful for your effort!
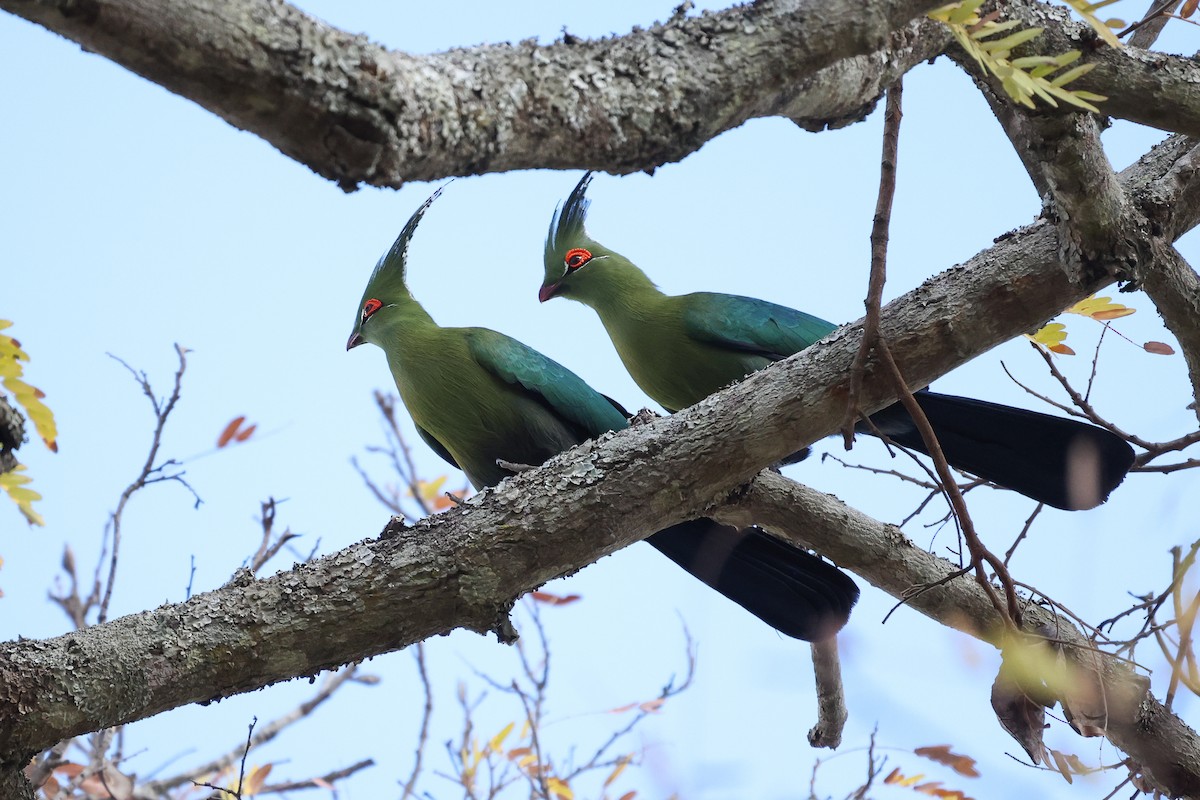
[0,0,949,189]
[7,0,1200,795]
[2,133,1198,794]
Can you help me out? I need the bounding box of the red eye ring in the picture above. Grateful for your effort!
[564,247,593,271]
[362,298,383,321]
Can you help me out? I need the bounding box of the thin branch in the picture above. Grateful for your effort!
[137,667,364,795]
[99,345,191,625]
[399,644,433,800]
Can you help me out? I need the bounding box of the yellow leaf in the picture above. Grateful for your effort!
[546,776,574,799]
[1067,295,1135,321]
[603,754,633,788]
[0,324,58,453]
[1025,322,1073,355]
[0,465,44,526]
[409,475,463,511]
[238,763,273,796]
[488,722,515,753]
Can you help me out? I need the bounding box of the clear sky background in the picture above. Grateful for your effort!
[4,2,1200,798]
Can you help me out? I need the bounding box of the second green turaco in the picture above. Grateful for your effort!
[348,187,858,642]
[539,173,1136,512]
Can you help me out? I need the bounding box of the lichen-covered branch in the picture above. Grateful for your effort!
[712,470,1200,798]
[0,0,944,189]
[2,130,1197,774]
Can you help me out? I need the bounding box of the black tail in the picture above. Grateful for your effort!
[866,391,1135,510]
[645,520,859,641]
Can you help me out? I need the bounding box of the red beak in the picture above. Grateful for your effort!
[538,283,560,303]
[346,332,366,350]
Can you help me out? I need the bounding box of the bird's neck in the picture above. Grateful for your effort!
[382,292,440,344]
[578,257,667,320]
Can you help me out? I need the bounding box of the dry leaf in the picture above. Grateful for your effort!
[530,591,582,606]
[991,650,1049,765]
[217,415,247,447]
[914,745,981,778]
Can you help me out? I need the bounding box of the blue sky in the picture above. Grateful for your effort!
[3,2,1200,798]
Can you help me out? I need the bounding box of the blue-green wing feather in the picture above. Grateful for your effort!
[681,293,837,360]
[466,329,630,439]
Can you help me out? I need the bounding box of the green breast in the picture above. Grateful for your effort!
[385,328,579,488]
[598,298,769,413]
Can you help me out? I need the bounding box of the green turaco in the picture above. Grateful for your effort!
[348,187,858,641]
[539,173,1135,511]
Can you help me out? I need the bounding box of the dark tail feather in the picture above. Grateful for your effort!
[866,391,1135,510]
[645,519,858,641]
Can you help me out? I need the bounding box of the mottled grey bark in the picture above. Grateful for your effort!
[714,470,1200,798]
[0,0,946,189]
[2,135,1199,794]
[6,0,1200,796]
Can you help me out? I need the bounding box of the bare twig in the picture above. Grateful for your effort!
[258,758,375,794]
[400,644,433,800]
[248,498,299,574]
[139,667,365,795]
[100,345,194,625]
[841,81,903,447]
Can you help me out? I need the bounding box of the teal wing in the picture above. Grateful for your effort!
[681,292,838,361]
[466,328,630,440]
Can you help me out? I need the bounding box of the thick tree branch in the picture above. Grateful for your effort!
[976,67,1200,408]
[1137,245,1200,419]
[0,0,945,189]
[712,471,1200,798]
[3,133,1198,775]
[994,0,1200,139]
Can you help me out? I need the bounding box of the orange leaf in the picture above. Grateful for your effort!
[217,416,247,448]
[507,747,533,761]
[617,792,637,800]
[1049,343,1076,355]
[234,424,257,442]
[531,591,582,606]
[638,698,665,713]
[914,745,981,778]
[884,767,904,785]
[1183,0,1198,17]
[40,776,60,797]
[242,763,274,795]
[1144,341,1175,355]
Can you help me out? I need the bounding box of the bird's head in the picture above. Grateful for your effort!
[539,172,620,305]
[347,186,444,351]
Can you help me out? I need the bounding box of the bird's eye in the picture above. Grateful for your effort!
[362,298,383,323]
[564,248,593,271]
